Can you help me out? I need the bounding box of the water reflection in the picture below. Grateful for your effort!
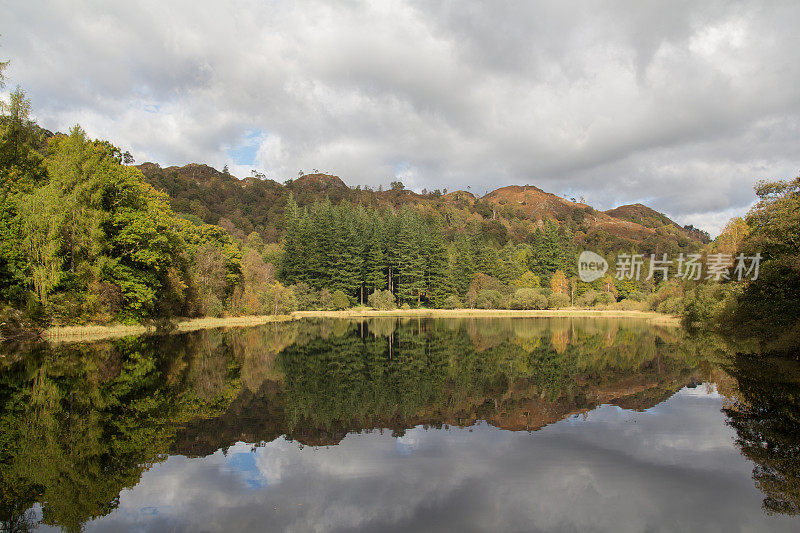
[0,317,797,531]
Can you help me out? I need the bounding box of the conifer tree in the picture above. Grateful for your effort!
[365,212,388,293]
[395,208,425,303]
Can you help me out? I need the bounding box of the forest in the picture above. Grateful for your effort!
[1,67,798,352]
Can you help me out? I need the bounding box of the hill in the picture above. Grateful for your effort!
[604,203,708,242]
[137,162,708,254]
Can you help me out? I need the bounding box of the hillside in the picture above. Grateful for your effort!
[137,162,708,254]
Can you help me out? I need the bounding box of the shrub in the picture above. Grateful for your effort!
[331,290,350,310]
[318,289,334,310]
[657,296,685,315]
[265,283,297,315]
[201,293,224,317]
[291,282,318,311]
[443,294,462,309]
[576,290,599,307]
[475,289,506,309]
[616,298,647,311]
[596,292,615,305]
[466,273,509,307]
[400,302,411,310]
[510,288,548,309]
[368,289,396,310]
[548,293,570,309]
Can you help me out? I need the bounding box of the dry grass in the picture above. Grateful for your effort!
[42,308,679,344]
[43,315,295,343]
[293,308,680,324]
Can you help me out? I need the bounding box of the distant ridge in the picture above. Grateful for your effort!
[137,162,710,247]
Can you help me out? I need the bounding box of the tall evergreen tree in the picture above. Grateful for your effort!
[395,208,425,304]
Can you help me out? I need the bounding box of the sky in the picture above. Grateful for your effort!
[2,0,799,236]
[36,389,797,532]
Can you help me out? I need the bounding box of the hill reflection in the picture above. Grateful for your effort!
[0,317,797,531]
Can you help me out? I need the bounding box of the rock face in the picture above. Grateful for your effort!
[291,173,349,191]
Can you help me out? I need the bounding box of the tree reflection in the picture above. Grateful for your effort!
[3,317,798,530]
[723,353,800,516]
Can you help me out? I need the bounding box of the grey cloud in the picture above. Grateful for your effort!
[3,0,799,235]
[71,388,797,532]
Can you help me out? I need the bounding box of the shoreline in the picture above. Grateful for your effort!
[41,315,297,343]
[292,308,677,322]
[40,309,679,344]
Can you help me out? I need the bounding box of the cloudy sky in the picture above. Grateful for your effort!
[2,0,799,235]
[36,389,795,532]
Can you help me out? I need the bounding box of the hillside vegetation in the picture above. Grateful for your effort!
[3,79,795,347]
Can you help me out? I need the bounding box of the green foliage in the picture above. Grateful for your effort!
[0,113,246,324]
[548,292,571,309]
[330,290,350,310]
[716,175,800,352]
[443,294,462,309]
[368,289,396,310]
[510,288,548,310]
[475,289,506,309]
[279,198,448,306]
[512,270,540,289]
[576,290,599,307]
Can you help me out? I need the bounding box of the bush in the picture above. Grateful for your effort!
[291,282,317,310]
[318,289,334,310]
[616,298,647,311]
[466,273,509,307]
[576,290,599,307]
[657,296,685,315]
[443,294,462,309]
[265,283,297,315]
[400,302,411,310]
[548,293,570,309]
[201,293,224,317]
[596,292,615,305]
[510,288,548,310]
[331,290,350,310]
[368,289,396,310]
[475,289,506,309]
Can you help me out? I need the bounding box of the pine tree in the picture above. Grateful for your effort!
[365,212,388,293]
[423,222,450,307]
[395,208,425,304]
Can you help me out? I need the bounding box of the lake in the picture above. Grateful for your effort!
[1,317,798,532]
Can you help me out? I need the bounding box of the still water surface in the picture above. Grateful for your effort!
[1,317,798,532]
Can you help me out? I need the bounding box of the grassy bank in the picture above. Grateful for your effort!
[293,308,679,323]
[41,308,678,344]
[42,315,296,343]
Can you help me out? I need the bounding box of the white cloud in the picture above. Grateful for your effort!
[80,390,795,532]
[3,0,799,235]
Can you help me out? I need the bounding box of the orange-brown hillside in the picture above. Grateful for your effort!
[483,185,659,243]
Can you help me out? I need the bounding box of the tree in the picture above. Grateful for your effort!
[365,213,388,293]
[368,289,396,310]
[395,208,425,303]
[17,186,63,306]
[718,175,800,352]
[513,271,541,289]
[550,270,568,295]
[510,288,547,309]
[714,217,749,254]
